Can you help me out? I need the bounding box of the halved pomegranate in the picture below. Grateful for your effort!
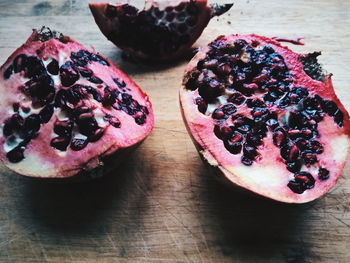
[89,0,233,61]
[0,27,154,178]
[180,34,350,203]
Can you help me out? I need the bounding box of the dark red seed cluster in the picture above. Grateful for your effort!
[104,2,199,56]
[184,38,342,194]
[2,49,149,163]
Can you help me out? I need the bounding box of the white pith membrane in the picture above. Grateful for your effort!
[88,0,231,60]
[180,34,350,203]
[0,29,154,178]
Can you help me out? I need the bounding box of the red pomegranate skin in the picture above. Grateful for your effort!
[0,28,154,179]
[89,0,233,61]
[180,34,350,203]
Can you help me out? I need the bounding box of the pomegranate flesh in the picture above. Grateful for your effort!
[89,0,233,61]
[0,27,154,178]
[180,34,350,203]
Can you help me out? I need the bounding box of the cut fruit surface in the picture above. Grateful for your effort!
[180,34,350,203]
[0,27,154,178]
[89,0,233,61]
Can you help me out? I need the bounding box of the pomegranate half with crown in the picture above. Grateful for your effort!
[180,34,350,203]
[89,0,233,61]
[0,27,154,179]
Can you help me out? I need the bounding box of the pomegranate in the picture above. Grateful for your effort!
[89,0,233,61]
[180,34,350,203]
[0,27,154,178]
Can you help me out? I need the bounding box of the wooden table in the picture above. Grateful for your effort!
[0,0,349,262]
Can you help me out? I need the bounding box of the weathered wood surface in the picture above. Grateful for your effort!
[0,0,350,262]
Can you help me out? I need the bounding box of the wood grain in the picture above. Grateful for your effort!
[0,0,350,262]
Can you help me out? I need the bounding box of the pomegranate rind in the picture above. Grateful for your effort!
[89,0,217,61]
[0,29,154,178]
[179,34,350,203]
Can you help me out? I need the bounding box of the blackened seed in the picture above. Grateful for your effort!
[195,97,207,114]
[246,133,263,146]
[89,128,104,142]
[222,104,237,115]
[122,93,132,105]
[263,45,275,54]
[165,6,173,12]
[214,125,234,140]
[121,4,138,15]
[224,139,242,154]
[76,115,99,136]
[273,127,287,147]
[334,109,344,127]
[29,74,55,104]
[294,171,315,189]
[66,88,81,105]
[246,99,265,108]
[321,100,338,116]
[74,106,91,116]
[87,76,103,84]
[234,39,248,49]
[135,115,146,125]
[54,89,67,108]
[141,105,149,115]
[113,78,126,88]
[25,56,46,78]
[70,138,88,151]
[280,142,296,161]
[85,87,102,102]
[13,103,20,112]
[308,140,323,154]
[90,54,109,66]
[60,62,79,87]
[212,108,225,120]
[3,120,13,137]
[24,114,41,136]
[71,50,91,59]
[102,92,116,107]
[104,114,121,128]
[287,172,315,194]
[251,40,260,47]
[13,54,28,73]
[175,11,186,22]
[22,107,31,113]
[11,113,24,129]
[286,160,302,173]
[198,79,224,101]
[301,151,318,164]
[39,104,54,123]
[4,65,14,79]
[78,67,93,77]
[50,136,71,151]
[54,120,74,137]
[287,180,304,194]
[154,8,164,19]
[303,97,320,110]
[241,156,253,166]
[228,93,245,105]
[92,91,103,102]
[243,144,258,159]
[7,146,25,163]
[47,59,59,75]
[318,168,330,181]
